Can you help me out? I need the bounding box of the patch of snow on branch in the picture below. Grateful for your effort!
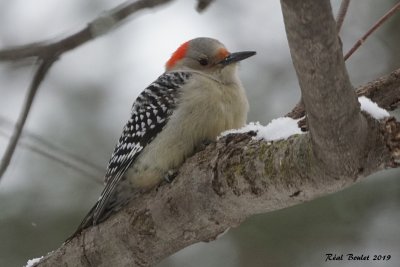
[221,122,265,136]
[25,256,43,267]
[358,96,389,119]
[221,117,303,141]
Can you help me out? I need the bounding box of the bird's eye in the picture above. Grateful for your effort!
[198,58,209,66]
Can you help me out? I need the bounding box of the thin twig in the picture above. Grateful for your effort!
[0,56,57,180]
[24,126,105,172]
[196,0,215,12]
[113,0,173,21]
[0,115,104,177]
[0,129,103,183]
[344,1,400,61]
[336,0,351,33]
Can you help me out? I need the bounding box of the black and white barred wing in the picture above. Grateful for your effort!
[92,72,191,223]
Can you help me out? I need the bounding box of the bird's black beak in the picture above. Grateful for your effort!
[218,51,256,66]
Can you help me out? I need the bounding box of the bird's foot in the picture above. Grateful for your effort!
[164,169,178,183]
[195,139,215,152]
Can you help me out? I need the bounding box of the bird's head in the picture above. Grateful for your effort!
[165,37,256,82]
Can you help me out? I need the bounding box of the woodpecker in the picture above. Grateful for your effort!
[71,37,255,237]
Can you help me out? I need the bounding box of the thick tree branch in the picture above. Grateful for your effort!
[281,0,366,176]
[286,68,400,124]
[36,113,400,266]
[356,68,400,111]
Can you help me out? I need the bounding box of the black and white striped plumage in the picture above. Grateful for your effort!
[105,71,191,183]
[74,72,191,232]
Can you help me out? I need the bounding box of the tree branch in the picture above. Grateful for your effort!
[0,56,56,180]
[281,0,366,176]
[355,68,400,111]
[36,113,400,266]
[344,1,400,61]
[286,68,400,125]
[196,0,215,12]
[0,115,104,181]
[0,0,173,62]
[336,0,351,33]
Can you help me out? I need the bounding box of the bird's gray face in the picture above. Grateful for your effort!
[165,37,256,80]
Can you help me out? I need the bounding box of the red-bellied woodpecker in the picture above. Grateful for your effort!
[71,37,256,237]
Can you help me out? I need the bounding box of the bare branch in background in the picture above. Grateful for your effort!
[336,0,351,33]
[0,0,173,62]
[0,128,103,183]
[0,115,104,172]
[0,57,56,180]
[344,1,400,60]
[196,0,215,12]
[27,131,105,174]
[0,116,104,182]
[0,0,174,182]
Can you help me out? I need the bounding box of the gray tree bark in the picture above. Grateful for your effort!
[34,0,400,266]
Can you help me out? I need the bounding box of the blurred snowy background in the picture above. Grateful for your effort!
[0,0,399,266]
